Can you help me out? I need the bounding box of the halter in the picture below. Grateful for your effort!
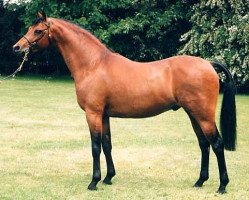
[0,21,51,82]
[23,21,51,48]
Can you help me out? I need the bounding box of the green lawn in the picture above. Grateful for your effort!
[0,76,248,200]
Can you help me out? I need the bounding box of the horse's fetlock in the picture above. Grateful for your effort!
[221,173,229,186]
[93,172,101,182]
[108,169,116,178]
[200,173,209,181]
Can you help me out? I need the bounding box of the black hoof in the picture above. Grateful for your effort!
[103,172,115,185]
[88,182,98,191]
[103,177,112,185]
[217,186,227,194]
[193,180,204,188]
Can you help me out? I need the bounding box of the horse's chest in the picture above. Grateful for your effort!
[75,80,106,112]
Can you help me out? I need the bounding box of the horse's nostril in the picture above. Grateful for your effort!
[13,45,20,52]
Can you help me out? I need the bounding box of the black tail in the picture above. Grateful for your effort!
[211,61,237,151]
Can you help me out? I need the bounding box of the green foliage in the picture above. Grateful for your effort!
[180,0,249,85]
[1,0,248,88]
[0,0,24,74]
[20,0,190,61]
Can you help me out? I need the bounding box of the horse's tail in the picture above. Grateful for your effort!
[211,61,237,151]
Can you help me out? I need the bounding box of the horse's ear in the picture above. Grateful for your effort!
[37,11,47,21]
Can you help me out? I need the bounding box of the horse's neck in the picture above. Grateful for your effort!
[50,18,109,80]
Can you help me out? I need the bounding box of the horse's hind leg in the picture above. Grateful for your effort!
[102,115,116,185]
[196,119,229,193]
[184,100,229,193]
[187,113,210,187]
[206,126,229,194]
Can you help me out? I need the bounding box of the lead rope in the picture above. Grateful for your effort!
[0,50,29,82]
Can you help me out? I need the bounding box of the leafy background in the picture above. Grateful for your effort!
[0,0,248,90]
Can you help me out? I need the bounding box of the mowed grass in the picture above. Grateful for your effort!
[0,76,248,200]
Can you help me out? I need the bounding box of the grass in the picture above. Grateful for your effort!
[0,76,248,200]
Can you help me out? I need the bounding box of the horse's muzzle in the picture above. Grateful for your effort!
[13,44,29,54]
[13,45,21,53]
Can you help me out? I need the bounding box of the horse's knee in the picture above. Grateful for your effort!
[91,134,102,157]
[92,144,101,157]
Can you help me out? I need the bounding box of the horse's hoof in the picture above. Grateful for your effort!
[88,182,98,191]
[103,177,112,185]
[217,189,226,194]
[217,187,227,194]
[193,183,202,188]
[193,180,203,188]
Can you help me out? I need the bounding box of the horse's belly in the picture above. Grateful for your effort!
[106,70,175,118]
[107,97,175,118]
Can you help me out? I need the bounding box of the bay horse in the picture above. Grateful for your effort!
[13,11,236,194]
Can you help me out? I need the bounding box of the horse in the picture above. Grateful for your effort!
[13,11,236,194]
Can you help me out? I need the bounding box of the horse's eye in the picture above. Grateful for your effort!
[34,29,43,35]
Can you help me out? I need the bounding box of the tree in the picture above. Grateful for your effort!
[180,0,249,85]
[0,0,24,74]
[20,0,191,62]
[2,0,248,89]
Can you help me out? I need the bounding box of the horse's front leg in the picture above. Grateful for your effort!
[102,115,116,185]
[86,111,103,190]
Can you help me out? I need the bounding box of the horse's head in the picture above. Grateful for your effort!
[13,11,51,53]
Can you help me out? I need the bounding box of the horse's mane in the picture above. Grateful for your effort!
[54,18,112,52]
